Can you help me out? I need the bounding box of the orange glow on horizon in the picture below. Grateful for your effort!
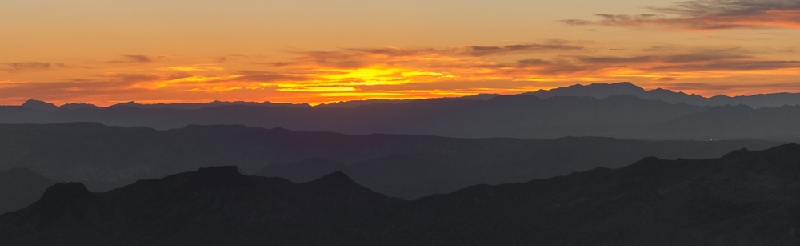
[2,42,800,107]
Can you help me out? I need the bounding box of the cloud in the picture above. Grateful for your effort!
[560,19,592,26]
[108,55,155,64]
[2,62,66,72]
[0,79,150,103]
[647,59,800,72]
[342,43,585,57]
[491,46,800,80]
[283,44,800,88]
[562,0,800,30]
[110,74,189,84]
[213,57,227,63]
[457,44,585,56]
[575,52,753,64]
[290,42,586,68]
[231,71,312,83]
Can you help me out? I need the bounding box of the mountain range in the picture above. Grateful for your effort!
[526,82,800,108]
[4,83,800,140]
[15,82,800,109]
[0,123,780,199]
[4,82,800,245]
[4,144,800,245]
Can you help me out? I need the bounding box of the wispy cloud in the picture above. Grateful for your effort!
[108,55,156,64]
[458,44,586,56]
[291,42,586,68]
[0,79,147,104]
[509,47,800,78]
[2,62,66,72]
[339,43,585,58]
[562,0,800,30]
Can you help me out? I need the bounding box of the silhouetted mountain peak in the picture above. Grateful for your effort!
[759,143,800,159]
[637,156,661,163]
[259,158,347,183]
[308,171,357,186]
[59,103,98,110]
[110,101,139,108]
[624,156,664,170]
[713,144,800,179]
[21,99,57,111]
[583,82,642,91]
[719,144,800,161]
[193,166,245,184]
[721,147,751,159]
[19,182,107,231]
[564,82,640,90]
[36,183,92,204]
[300,171,389,204]
[525,82,647,99]
[197,166,241,176]
[710,95,733,99]
[165,166,253,190]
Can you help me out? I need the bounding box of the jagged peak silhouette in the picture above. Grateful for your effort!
[306,171,358,186]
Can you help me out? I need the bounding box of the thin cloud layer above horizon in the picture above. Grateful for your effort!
[1,0,799,106]
[563,0,800,30]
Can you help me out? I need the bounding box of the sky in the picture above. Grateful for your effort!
[2,0,800,106]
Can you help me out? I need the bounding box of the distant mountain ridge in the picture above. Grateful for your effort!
[5,85,800,139]
[108,100,310,109]
[0,123,781,199]
[5,144,800,245]
[0,94,708,139]
[10,100,310,110]
[524,82,800,108]
[13,82,800,110]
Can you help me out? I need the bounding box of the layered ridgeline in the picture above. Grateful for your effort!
[4,83,800,139]
[523,82,800,108]
[0,168,59,214]
[4,145,800,245]
[0,123,780,199]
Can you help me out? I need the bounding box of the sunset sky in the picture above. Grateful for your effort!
[2,0,800,106]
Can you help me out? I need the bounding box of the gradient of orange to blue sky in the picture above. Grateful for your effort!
[2,0,800,106]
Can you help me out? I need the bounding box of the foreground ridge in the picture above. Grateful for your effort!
[3,144,800,245]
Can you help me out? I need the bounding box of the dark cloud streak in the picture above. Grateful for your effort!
[561,0,800,30]
[108,55,155,64]
[2,62,66,72]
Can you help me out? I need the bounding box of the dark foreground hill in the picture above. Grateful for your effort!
[0,123,780,199]
[4,145,800,245]
[0,167,395,245]
[0,168,59,214]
